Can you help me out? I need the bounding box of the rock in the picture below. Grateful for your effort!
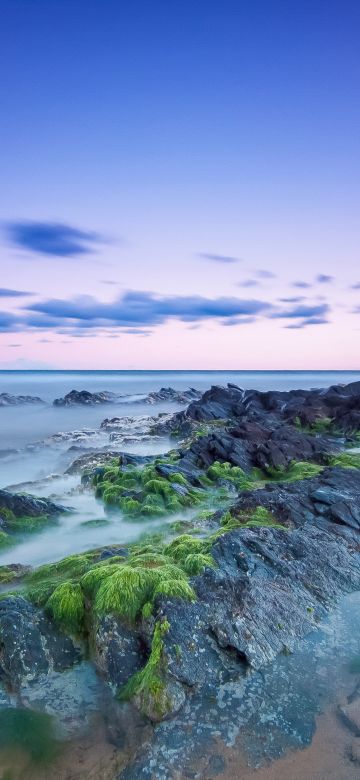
[351,738,360,763]
[0,393,44,406]
[0,597,80,690]
[67,450,153,476]
[157,379,360,438]
[53,389,117,406]
[144,387,201,405]
[0,489,68,520]
[53,387,201,408]
[94,615,147,688]
[340,700,360,735]
[133,677,186,722]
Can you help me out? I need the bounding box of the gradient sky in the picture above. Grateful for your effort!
[0,0,359,369]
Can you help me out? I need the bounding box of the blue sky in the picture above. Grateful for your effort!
[0,0,359,368]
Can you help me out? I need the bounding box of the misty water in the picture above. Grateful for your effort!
[1,370,360,779]
[1,369,359,569]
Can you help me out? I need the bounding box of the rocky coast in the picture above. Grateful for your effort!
[0,380,360,776]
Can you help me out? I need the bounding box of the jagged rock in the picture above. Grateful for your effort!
[94,615,147,688]
[53,387,201,407]
[157,520,360,688]
[0,597,80,690]
[67,450,153,476]
[54,389,117,406]
[144,387,201,405]
[156,380,360,437]
[0,393,44,406]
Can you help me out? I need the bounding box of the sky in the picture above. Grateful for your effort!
[0,0,359,370]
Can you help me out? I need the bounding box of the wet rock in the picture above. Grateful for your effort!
[20,662,106,738]
[158,379,360,438]
[94,615,147,688]
[0,596,80,690]
[351,738,360,763]
[133,677,186,722]
[0,489,69,520]
[156,519,360,691]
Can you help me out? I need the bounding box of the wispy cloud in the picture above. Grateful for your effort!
[256,269,276,279]
[271,303,329,320]
[197,252,241,264]
[6,220,105,257]
[278,296,305,303]
[292,280,312,289]
[237,279,259,287]
[316,274,333,283]
[25,290,271,332]
[0,288,34,297]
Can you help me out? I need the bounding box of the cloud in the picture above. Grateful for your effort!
[256,269,277,279]
[350,282,360,290]
[292,280,312,289]
[278,296,305,303]
[271,303,330,320]
[24,290,271,333]
[316,274,333,283]
[6,221,105,257]
[237,279,259,287]
[0,312,19,332]
[0,288,34,297]
[285,316,329,329]
[220,316,256,326]
[197,252,241,264]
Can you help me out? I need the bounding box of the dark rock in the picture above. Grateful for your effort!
[53,389,117,406]
[0,597,80,690]
[0,489,68,520]
[0,393,44,406]
[94,615,147,689]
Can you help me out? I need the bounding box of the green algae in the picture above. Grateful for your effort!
[118,619,171,719]
[94,460,204,519]
[212,506,287,538]
[265,461,323,482]
[207,460,259,490]
[46,581,85,635]
[327,451,360,469]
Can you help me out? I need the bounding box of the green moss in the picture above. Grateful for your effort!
[80,518,109,527]
[154,578,195,601]
[265,461,323,482]
[207,461,256,490]
[169,472,188,485]
[4,514,50,533]
[142,601,153,619]
[0,531,12,548]
[294,416,334,434]
[46,581,85,635]
[327,451,360,469]
[95,566,158,622]
[119,619,171,719]
[0,566,19,585]
[164,534,210,563]
[182,552,215,575]
[212,506,286,537]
